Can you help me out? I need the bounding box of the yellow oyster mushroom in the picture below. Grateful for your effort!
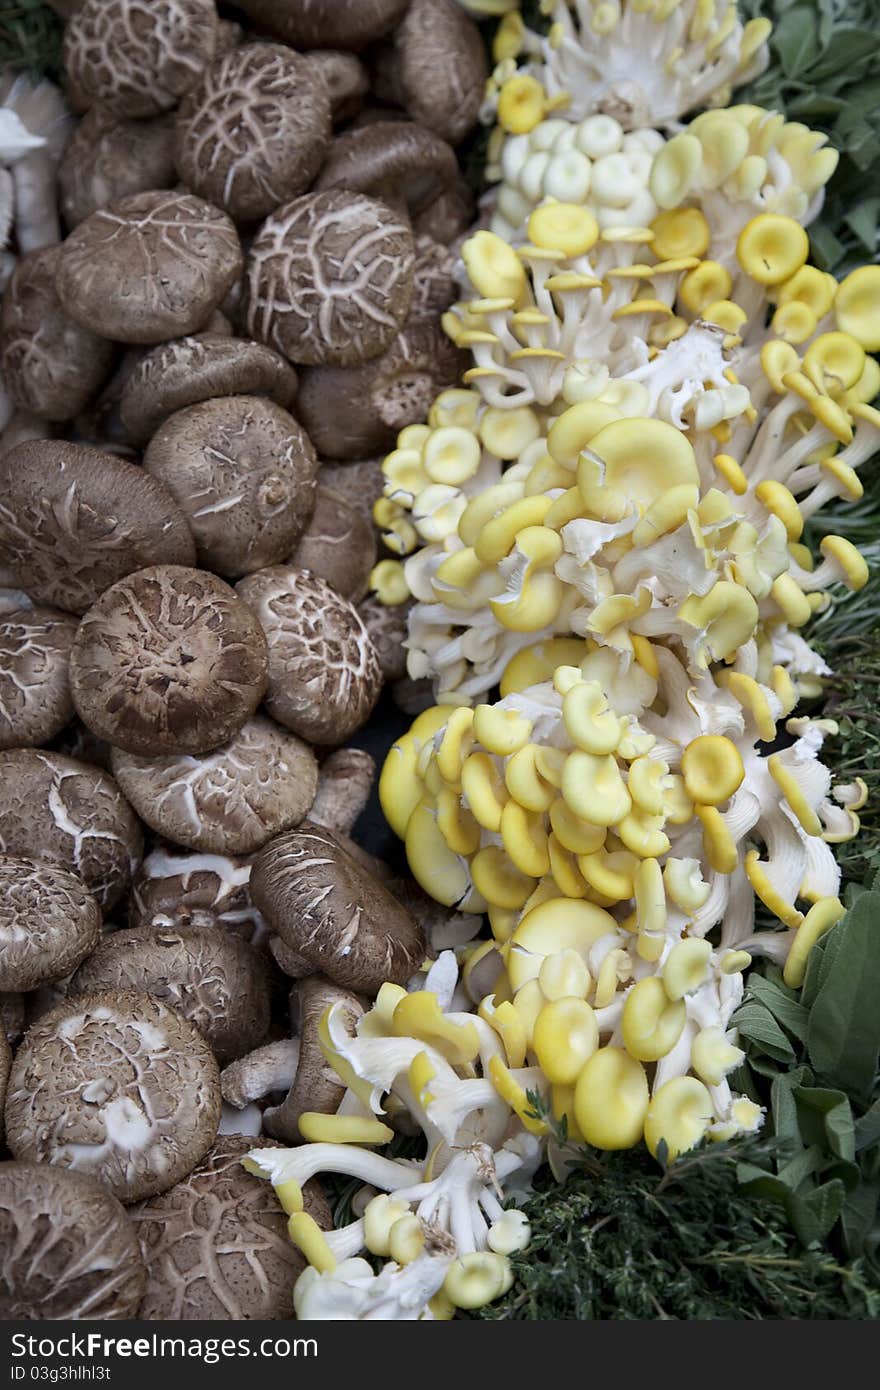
[461,751,508,831]
[500,798,551,879]
[803,332,866,396]
[771,299,817,346]
[834,265,880,351]
[663,939,713,1001]
[528,202,599,258]
[405,798,472,906]
[579,846,639,903]
[436,787,481,856]
[633,857,666,938]
[695,804,739,874]
[462,230,527,303]
[650,133,704,210]
[768,753,823,837]
[679,582,760,666]
[784,896,846,988]
[388,1215,426,1266]
[538,947,591,1002]
[497,73,548,134]
[444,1252,514,1310]
[422,427,482,486]
[479,404,543,460]
[678,260,733,315]
[663,857,711,915]
[744,849,804,929]
[478,996,527,1068]
[644,1077,714,1160]
[650,207,710,261]
[471,844,535,910]
[533,997,599,1085]
[578,417,699,520]
[489,526,565,632]
[736,214,810,286]
[436,706,475,786]
[617,809,671,860]
[488,1054,548,1137]
[501,638,593,696]
[369,557,411,606]
[622,978,687,1062]
[297,1113,395,1145]
[547,400,621,468]
[562,679,623,755]
[681,735,745,807]
[549,796,607,856]
[473,703,533,758]
[691,1027,745,1087]
[507,896,617,992]
[380,707,450,839]
[562,750,632,828]
[755,480,804,541]
[574,1047,650,1150]
[820,535,870,591]
[392,991,480,1067]
[505,743,562,814]
[288,1213,336,1273]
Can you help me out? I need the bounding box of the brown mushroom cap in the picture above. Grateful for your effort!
[0,247,115,421]
[245,190,415,368]
[0,749,142,912]
[130,1135,330,1319]
[0,1161,147,1320]
[59,108,177,230]
[235,567,382,745]
[0,440,195,615]
[287,486,376,603]
[359,592,412,683]
[250,822,425,993]
[63,0,219,119]
[129,846,265,943]
[232,0,408,50]
[0,854,102,993]
[311,50,369,126]
[5,990,222,1203]
[410,233,461,321]
[176,42,332,225]
[0,1035,10,1147]
[56,191,243,345]
[315,122,460,226]
[0,604,78,748]
[142,396,318,578]
[320,457,385,527]
[295,318,463,460]
[70,565,269,757]
[373,0,487,146]
[111,715,319,856]
[70,925,271,1064]
[119,334,298,447]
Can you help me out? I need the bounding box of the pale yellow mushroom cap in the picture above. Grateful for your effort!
[538,947,591,1002]
[562,749,632,827]
[803,331,865,395]
[650,133,703,210]
[678,260,733,315]
[679,582,760,666]
[562,679,623,755]
[650,208,710,262]
[783,896,845,988]
[380,707,450,839]
[497,74,548,135]
[533,996,599,1084]
[528,201,599,258]
[681,735,745,807]
[820,535,870,591]
[297,1114,395,1145]
[444,1252,514,1310]
[622,977,687,1062]
[691,1026,745,1087]
[574,1046,650,1150]
[462,230,527,303]
[288,1212,336,1273]
[578,417,699,519]
[644,1077,714,1160]
[507,896,616,991]
[834,265,880,351]
[393,990,480,1067]
[405,798,472,907]
[736,214,810,286]
[663,938,713,1001]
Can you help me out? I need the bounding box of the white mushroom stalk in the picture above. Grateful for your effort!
[483,1,772,132]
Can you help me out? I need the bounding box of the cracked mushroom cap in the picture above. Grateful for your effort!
[0,854,102,994]
[358,593,412,683]
[311,50,369,126]
[245,190,415,368]
[287,487,376,603]
[250,822,425,994]
[56,191,243,345]
[5,991,222,1203]
[232,0,408,50]
[0,247,115,421]
[295,318,463,460]
[63,0,219,119]
[0,749,142,912]
[59,108,177,230]
[0,604,78,748]
[373,0,487,146]
[70,565,268,757]
[175,42,332,225]
[320,458,385,528]
[119,334,298,448]
[111,715,318,856]
[142,396,318,579]
[0,440,195,615]
[130,1135,330,1320]
[0,1162,146,1319]
[315,122,460,227]
[70,925,271,1064]
[235,567,382,745]
[129,846,266,944]
[0,1035,10,1146]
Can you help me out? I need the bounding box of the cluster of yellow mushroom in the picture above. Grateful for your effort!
[273,0,880,1320]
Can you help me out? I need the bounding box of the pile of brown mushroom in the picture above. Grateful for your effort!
[0,0,488,1322]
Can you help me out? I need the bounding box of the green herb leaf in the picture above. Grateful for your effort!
[786,1180,848,1247]
[734,1001,799,1062]
[807,894,880,1099]
[747,975,810,1042]
[792,1085,856,1162]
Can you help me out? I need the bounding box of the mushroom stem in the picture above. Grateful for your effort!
[310,748,376,836]
[220,1038,300,1109]
[263,977,364,1144]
